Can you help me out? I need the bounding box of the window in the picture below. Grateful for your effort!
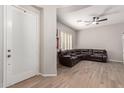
[60,31,72,50]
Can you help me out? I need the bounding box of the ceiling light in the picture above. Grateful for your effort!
[92,21,97,24]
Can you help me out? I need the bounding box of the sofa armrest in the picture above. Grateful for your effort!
[59,56,74,67]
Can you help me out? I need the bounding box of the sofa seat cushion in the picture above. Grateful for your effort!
[71,56,78,60]
[81,52,89,55]
[63,55,71,57]
[76,54,83,58]
[63,55,78,60]
[90,54,103,58]
[70,53,77,56]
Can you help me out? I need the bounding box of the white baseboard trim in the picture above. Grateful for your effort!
[37,73,57,77]
[109,59,123,63]
[37,73,42,75]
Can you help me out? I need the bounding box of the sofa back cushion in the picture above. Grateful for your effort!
[59,49,107,57]
[80,49,92,55]
[81,49,89,52]
[60,50,68,56]
[92,49,106,54]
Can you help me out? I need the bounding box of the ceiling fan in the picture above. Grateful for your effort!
[77,6,118,25]
[77,16,108,26]
[85,16,108,25]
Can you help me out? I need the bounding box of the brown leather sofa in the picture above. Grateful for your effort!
[58,49,108,67]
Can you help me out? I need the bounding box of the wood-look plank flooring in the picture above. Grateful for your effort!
[9,61,124,88]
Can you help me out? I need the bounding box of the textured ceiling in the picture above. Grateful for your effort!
[57,5,124,31]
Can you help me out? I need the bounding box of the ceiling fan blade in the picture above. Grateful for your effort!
[98,18,108,22]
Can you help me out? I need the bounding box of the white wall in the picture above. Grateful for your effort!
[40,6,57,76]
[77,23,124,62]
[57,22,77,48]
[0,6,3,87]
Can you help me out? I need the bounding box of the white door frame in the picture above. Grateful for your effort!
[3,5,40,87]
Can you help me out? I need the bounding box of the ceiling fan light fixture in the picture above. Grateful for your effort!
[92,21,97,24]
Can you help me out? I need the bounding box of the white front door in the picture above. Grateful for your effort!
[6,6,38,87]
[0,5,3,88]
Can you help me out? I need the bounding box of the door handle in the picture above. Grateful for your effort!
[8,55,11,58]
[8,50,11,52]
